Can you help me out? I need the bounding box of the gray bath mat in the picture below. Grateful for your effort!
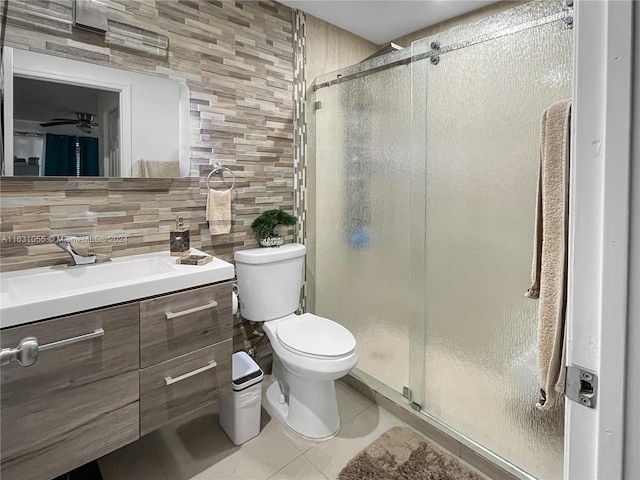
[338,426,484,480]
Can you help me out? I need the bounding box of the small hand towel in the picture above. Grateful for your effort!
[526,99,572,409]
[140,159,180,178]
[206,189,232,235]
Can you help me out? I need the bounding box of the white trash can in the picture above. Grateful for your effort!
[219,351,264,445]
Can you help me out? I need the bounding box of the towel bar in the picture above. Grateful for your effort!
[206,162,235,192]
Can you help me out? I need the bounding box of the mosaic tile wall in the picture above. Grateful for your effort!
[293,9,307,311]
[0,0,296,272]
[293,10,307,247]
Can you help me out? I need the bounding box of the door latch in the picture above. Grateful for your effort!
[565,365,598,408]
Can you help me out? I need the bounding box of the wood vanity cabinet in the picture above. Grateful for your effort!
[0,281,234,480]
[140,339,232,435]
[139,283,233,434]
[140,283,232,367]
[0,303,140,480]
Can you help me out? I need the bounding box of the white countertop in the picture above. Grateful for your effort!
[0,249,235,329]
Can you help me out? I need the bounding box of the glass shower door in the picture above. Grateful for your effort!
[410,17,572,480]
[314,65,412,394]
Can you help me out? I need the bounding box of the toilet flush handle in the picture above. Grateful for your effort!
[232,284,239,315]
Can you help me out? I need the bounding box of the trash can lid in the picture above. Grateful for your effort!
[231,351,263,391]
[232,351,260,380]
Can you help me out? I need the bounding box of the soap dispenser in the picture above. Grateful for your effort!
[170,215,190,257]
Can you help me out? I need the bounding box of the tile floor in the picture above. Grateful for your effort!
[99,377,424,480]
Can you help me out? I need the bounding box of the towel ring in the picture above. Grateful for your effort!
[206,162,235,191]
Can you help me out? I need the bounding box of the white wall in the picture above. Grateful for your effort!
[13,120,44,175]
[97,90,120,176]
[624,4,640,478]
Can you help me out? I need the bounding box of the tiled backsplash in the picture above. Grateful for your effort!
[0,176,297,271]
[1,0,295,271]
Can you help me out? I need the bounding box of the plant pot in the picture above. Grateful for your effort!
[260,236,284,247]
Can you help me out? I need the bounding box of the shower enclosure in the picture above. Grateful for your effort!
[312,2,573,478]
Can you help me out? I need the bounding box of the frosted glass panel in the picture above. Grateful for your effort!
[415,20,572,479]
[315,66,411,393]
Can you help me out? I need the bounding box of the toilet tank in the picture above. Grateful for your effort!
[234,243,305,322]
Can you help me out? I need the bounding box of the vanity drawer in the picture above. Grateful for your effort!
[140,338,232,435]
[140,283,232,368]
[0,303,140,480]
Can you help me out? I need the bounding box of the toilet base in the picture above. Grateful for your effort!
[265,381,290,424]
[265,370,340,440]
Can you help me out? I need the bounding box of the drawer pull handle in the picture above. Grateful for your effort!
[165,360,217,386]
[165,301,218,320]
[39,328,105,352]
[0,329,104,367]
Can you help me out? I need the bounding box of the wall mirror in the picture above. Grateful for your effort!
[2,47,191,178]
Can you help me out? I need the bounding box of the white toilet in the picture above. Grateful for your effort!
[234,243,358,439]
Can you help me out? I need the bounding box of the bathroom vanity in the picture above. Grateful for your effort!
[0,252,234,480]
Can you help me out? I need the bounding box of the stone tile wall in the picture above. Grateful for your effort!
[0,0,296,364]
[0,0,295,272]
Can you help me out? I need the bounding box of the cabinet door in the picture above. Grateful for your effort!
[140,339,232,435]
[140,283,232,367]
[1,303,140,480]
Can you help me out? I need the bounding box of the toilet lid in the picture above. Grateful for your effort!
[276,313,356,358]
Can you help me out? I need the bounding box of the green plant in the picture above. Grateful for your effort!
[251,209,296,240]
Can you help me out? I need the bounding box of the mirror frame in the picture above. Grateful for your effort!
[2,47,191,178]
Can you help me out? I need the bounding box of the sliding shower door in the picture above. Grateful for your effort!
[410,14,572,480]
[312,1,572,477]
[314,65,412,393]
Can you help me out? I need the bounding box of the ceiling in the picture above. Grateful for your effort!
[279,0,498,45]
[14,77,100,123]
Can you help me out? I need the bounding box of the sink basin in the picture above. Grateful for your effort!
[0,249,235,328]
[5,256,178,298]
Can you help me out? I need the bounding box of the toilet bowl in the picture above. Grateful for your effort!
[234,244,358,439]
[263,313,358,439]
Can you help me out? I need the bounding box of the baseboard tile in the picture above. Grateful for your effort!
[460,445,521,480]
[340,369,380,402]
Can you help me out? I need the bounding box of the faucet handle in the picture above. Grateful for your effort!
[52,235,98,266]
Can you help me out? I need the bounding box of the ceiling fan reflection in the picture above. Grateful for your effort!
[40,112,99,134]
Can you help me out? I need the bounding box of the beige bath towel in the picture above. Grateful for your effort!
[140,159,180,178]
[526,99,571,409]
[206,189,232,235]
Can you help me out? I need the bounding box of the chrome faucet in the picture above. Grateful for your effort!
[54,235,98,266]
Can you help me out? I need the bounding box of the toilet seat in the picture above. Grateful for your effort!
[276,313,356,359]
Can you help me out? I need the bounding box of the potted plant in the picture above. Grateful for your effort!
[251,209,296,247]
